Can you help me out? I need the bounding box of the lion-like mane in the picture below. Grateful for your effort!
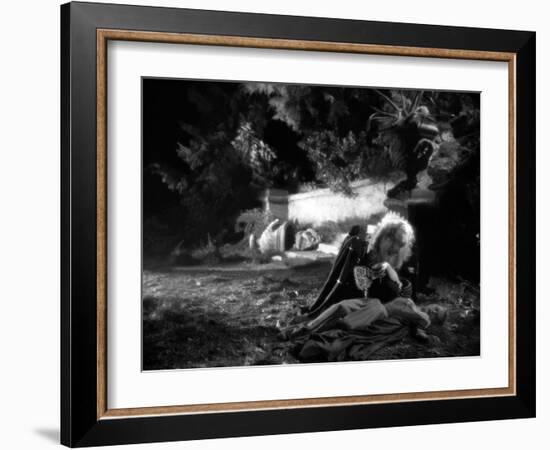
[368,212,415,269]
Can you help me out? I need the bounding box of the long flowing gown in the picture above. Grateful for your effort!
[288,233,430,361]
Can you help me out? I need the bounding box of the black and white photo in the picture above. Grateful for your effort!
[142,78,481,370]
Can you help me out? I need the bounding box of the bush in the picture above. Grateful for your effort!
[190,236,221,265]
[235,208,276,238]
[299,130,396,196]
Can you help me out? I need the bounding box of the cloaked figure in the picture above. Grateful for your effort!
[283,213,442,361]
[306,212,414,317]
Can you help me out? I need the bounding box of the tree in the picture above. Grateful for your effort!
[144,79,480,251]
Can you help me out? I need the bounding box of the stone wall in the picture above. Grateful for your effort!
[286,178,396,226]
[261,188,289,221]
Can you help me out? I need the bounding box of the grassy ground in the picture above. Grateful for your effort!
[142,261,480,370]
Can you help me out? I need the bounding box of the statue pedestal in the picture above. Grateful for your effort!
[384,188,438,295]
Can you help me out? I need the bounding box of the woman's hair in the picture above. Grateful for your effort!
[368,212,415,269]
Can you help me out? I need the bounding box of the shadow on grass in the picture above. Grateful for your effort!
[143,298,285,370]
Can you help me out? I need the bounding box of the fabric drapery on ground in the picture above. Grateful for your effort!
[295,318,409,361]
[289,297,431,361]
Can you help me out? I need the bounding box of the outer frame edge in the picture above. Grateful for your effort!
[60,2,72,447]
[61,2,536,446]
[514,31,536,419]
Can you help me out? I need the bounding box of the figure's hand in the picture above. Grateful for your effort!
[385,264,402,290]
[368,262,387,279]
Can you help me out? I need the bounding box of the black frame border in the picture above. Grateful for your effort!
[61,2,536,447]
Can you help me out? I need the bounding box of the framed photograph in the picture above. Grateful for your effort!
[61,1,536,447]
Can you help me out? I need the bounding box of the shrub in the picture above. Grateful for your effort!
[190,235,221,265]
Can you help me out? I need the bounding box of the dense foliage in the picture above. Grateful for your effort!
[143,79,479,259]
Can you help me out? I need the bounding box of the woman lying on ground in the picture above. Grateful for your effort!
[282,212,446,352]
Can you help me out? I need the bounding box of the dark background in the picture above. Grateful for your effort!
[142,78,480,280]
